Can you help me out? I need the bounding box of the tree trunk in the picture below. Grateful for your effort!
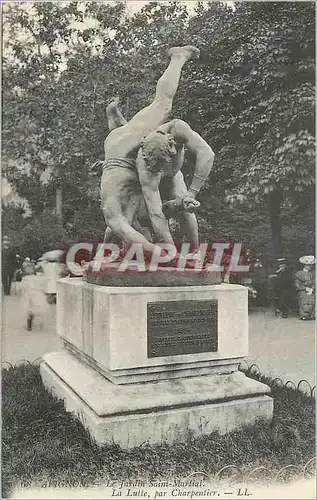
[268,188,282,259]
[56,186,63,227]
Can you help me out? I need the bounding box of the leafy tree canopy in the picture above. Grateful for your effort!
[2,1,315,262]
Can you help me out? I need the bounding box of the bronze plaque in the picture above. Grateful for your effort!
[147,300,218,358]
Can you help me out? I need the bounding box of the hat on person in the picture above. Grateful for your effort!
[299,255,315,265]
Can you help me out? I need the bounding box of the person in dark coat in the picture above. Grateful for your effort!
[2,236,19,295]
[294,255,315,320]
[274,258,293,318]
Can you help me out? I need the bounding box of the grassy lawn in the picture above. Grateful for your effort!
[2,363,315,497]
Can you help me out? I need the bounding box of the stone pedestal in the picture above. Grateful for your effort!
[40,278,273,448]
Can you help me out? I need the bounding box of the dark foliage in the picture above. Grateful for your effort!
[2,1,315,261]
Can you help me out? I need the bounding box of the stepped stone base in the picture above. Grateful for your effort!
[41,351,273,449]
[41,279,273,448]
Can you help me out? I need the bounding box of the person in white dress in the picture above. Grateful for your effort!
[21,267,48,331]
[41,261,68,303]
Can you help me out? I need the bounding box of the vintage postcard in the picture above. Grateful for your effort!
[1,1,315,499]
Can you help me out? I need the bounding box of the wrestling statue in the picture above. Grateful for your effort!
[101,46,215,255]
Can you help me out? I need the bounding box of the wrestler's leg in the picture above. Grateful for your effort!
[106,97,127,132]
[103,46,200,156]
[103,226,113,243]
[127,46,200,131]
[179,212,199,251]
[155,46,200,101]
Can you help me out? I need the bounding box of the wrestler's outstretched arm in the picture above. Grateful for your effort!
[102,203,160,254]
[136,150,174,245]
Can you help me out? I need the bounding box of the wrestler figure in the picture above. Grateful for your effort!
[105,108,215,251]
[136,121,214,251]
[101,46,214,253]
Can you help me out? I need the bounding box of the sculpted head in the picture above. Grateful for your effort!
[141,131,177,172]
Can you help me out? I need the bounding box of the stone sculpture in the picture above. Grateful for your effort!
[101,46,215,255]
[41,49,273,451]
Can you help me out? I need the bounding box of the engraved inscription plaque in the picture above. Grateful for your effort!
[147,300,218,358]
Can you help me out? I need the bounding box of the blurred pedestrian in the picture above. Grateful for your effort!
[235,247,253,286]
[11,254,23,295]
[22,257,36,275]
[294,255,315,320]
[274,258,293,318]
[252,254,267,305]
[21,264,48,331]
[245,248,252,267]
[254,256,263,269]
[41,259,67,304]
[2,237,18,295]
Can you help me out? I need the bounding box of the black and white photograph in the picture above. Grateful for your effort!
[1,1,315,498]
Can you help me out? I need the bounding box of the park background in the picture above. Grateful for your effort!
[2,0,315,273]
[1,3,316,496]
